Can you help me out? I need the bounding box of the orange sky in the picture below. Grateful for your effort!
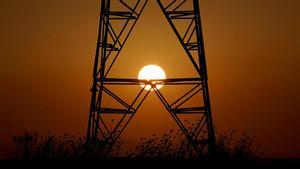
[0,0,299,158]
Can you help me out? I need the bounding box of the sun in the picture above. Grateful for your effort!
[138,65,166,91]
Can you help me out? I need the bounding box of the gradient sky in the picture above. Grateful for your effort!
[0,0,299,158]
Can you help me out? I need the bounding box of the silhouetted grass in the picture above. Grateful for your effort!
[11,130,85,160]
[125,129,262,161]
[215,130,262,161]
[10,129,262,161]
[126,129,206,159]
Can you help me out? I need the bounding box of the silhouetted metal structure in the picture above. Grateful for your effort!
[86,0,216,157]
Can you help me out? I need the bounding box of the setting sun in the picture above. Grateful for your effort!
[138,65,166,91]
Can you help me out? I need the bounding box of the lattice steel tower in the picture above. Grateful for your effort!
[86,0,216,157]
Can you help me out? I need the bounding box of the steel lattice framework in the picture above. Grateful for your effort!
[86,0,216,157]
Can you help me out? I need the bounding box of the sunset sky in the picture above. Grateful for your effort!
[0,0,299,158]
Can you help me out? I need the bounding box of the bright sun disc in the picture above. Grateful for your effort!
[138,65,166,91]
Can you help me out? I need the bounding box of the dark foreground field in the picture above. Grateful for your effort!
[1,158,300,168]
[2,130,299,168]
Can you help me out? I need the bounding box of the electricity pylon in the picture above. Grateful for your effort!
[86,0,216,157]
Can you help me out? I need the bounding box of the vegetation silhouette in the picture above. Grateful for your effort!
[11,129,262,161]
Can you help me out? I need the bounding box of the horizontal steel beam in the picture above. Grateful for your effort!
[99,78,203,85]
[109,11,137,19]
[173,107,207,114]
[95,108,134,114]
[166,11,195,19]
